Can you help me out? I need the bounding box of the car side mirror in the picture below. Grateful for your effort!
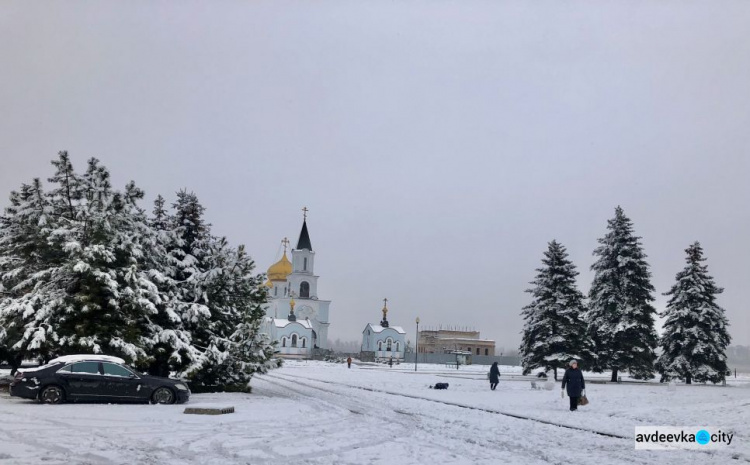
[129,374,137,379]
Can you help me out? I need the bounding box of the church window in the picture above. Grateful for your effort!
[303,257,307,271]
[302,338,306,348]
[395,342,400,352]
[274,287,278,297]
[387,339,392,351]
[378,341,382,351]
[476,348,480,355]
[300,281,310,298]
[281,338,286,348]
[467,347,471,352]
[292,335,298,348]
[484,348,488,356]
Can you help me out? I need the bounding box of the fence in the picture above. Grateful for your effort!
[402,352,521,366]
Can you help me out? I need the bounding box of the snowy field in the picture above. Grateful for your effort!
[0,362,748,465]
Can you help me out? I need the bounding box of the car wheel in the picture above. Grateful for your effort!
[40,385,65,404]
[151,387,175,405]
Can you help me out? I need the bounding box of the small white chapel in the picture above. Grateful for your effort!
[361,299,406,361]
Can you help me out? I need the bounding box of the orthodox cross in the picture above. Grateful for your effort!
[302,206,309,220]
[281,237,290,253]
[382,298,388,315]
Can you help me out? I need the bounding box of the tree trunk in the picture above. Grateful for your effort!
[554,367,558,381]
[610,368,619,382]
[686,373,692,385]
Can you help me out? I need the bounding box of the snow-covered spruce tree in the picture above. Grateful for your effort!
[520,240,593,380]
[167,190,213,328]
[160,191,276,391]
[0,153,165,366]
[45,156,166,362]
[587,206,658,381]
[656,242,731,384]
[0,178,60,372]
[143,194,204,377]
[186,241,279,392]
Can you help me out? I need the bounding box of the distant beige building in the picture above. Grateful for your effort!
[417,329,496,356]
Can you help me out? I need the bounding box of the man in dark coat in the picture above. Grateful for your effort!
[561,359,585,411]
[489,362,500,390]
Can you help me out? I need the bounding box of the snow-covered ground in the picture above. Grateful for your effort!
[0,362,748,464]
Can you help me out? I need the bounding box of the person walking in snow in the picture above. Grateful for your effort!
[389,356,393,367]
[489,362,500,390]
[347,357,352,368]
[561,359,585,411]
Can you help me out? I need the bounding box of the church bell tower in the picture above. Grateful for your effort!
[289,207,318,299]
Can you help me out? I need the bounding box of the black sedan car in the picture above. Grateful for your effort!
[10,355,190,404]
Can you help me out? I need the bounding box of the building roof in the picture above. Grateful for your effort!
[296,220,312,251]
[273,318,313,329]
[364,323,406,334]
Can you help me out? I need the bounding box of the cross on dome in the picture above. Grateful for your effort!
[380,298,390,328]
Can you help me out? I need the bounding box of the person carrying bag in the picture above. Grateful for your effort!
[561,359,585,411]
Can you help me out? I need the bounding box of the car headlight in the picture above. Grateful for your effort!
[174,383,188,391]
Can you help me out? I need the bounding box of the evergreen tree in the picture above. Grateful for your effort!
[520,240,592,380]
[587,206,658,381]
[43,156,164,362]
[144,194,203,377]
[156,191,276,391]
[656,242,731,384]
[151,194,170,231]
[1,153,277,389]
[0,178,59,371]
[0,153,164,365]
[186,242,279,391]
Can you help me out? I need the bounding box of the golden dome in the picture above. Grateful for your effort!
[267,252,292,281]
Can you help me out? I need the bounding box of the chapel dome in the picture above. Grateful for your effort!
[267,252,292,281]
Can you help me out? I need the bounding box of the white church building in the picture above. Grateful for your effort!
[261,215,331,358]
[361,300,406,361]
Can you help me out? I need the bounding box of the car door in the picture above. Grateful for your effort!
[58,362,104,399]
[101,362,143,401]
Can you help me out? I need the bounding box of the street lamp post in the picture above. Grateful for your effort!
[415,317,420,372]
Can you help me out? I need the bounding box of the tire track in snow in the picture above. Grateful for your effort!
[266,372,630,439]
[252,376,466,463]
[253,375,562,464]
[268,372,750,464]
[257,374,610,465]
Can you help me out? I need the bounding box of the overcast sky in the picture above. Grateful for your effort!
[1,1,748,350]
